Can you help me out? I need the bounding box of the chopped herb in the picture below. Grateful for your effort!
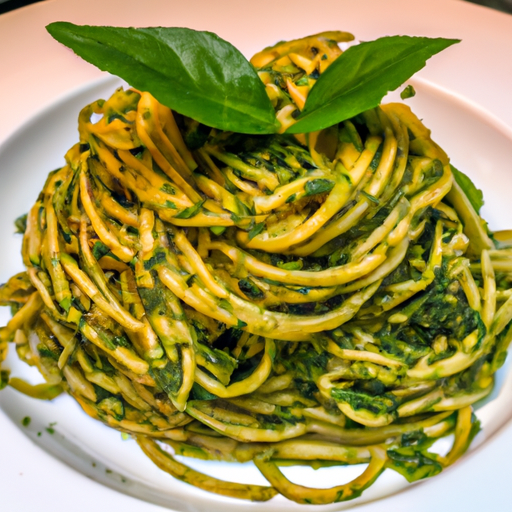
[219,299,233,313]
[238,278,265,300]
[230,211,242,224]
[98,397,125,420]
[143,251,166,270]
[174,200,205,219]
[92,241,111,260]
[184,120,212,150]
[160,183,176,195]
[210,226,227,235]
[295,76,309,86]
[14,213,28,234]
[360,190,380,204]
[0,369,9,390]
[339,120,363,152]
[400,84,416,99]
[304,179,334,196]
[107,113,132,124]
[451,164,484,214]
[369,144,383,170]
[21,416,31,427]
[189,382,218,401]
[277,260,303,270]
[248,222,265,240]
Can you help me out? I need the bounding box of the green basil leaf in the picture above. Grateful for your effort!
[287,36,460,134]
[46,23,279,134]
[450,165,484,214]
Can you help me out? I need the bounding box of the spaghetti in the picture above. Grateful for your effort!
[1,31,511,504]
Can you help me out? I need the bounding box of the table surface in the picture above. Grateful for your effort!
[1,0,512,16]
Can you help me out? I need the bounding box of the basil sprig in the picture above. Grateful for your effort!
[46,23,459,135]
[46,23,279,134]
[287,36,459,133]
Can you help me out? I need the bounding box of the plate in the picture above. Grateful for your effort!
[1,1,512,511]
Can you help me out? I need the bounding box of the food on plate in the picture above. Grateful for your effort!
[1,27,511,504]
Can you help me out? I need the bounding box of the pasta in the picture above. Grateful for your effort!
[1,31,511,504]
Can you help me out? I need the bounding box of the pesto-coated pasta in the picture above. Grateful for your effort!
[1,31,511,504]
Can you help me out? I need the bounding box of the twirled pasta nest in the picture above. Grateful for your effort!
[1,32,511,504]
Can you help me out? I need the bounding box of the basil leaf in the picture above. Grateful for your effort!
[450,165,484,214]
[287,36,460,134]
[46,23,278,134]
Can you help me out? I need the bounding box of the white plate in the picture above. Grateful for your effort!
[1,1,512,511]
